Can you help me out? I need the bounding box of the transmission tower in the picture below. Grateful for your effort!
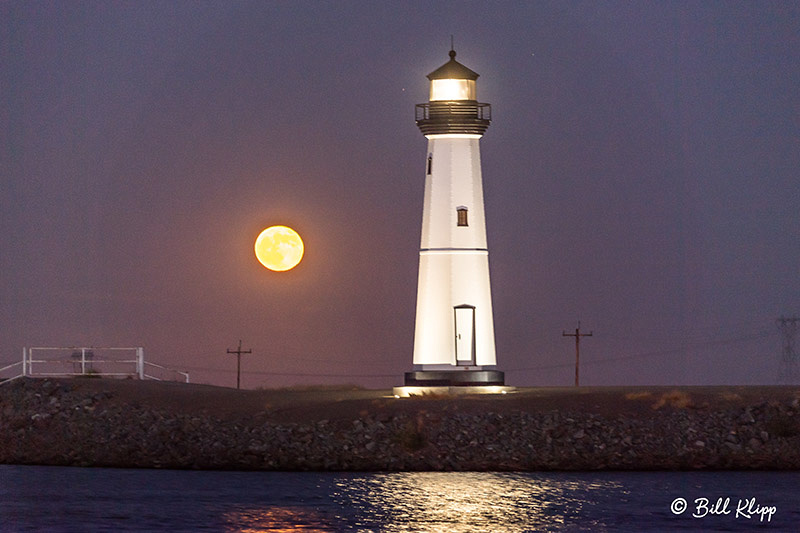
[776,316,799,385]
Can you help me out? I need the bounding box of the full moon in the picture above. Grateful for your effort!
[254,225,304,272]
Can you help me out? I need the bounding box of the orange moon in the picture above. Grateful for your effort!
[254,226,304,271]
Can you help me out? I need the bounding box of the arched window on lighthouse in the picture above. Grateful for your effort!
[456,206,469,227]
[427,154,433,175]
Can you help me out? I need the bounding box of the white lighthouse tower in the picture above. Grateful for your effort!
[404,49,504,388]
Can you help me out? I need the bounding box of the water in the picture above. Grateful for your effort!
[1,466,798,531]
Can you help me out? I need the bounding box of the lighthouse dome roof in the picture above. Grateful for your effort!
[427,50,479,81]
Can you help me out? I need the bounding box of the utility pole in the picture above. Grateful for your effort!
[226,340,252,390]
[777,316,799,385]
[563,321,593,387]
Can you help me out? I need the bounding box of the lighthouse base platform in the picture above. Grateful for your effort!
[403,369,505,386]
[393,369,508,397]
[392,384,515,397]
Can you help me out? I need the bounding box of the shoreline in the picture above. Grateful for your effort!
[2,378,799,471]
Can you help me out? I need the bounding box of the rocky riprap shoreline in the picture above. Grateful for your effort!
[2,378,799,470]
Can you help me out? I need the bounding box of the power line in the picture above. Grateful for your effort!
[175,363,399,379]
[171,350,402,366]
[507,328,776,373]
[178,329,776,377]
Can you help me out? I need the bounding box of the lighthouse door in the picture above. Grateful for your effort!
[454,305,476,366]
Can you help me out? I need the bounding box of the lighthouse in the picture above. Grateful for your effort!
[404,49,504,388]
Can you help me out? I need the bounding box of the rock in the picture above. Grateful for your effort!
[3,379,800,471]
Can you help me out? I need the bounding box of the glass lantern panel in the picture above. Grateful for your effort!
[430,79,476,101]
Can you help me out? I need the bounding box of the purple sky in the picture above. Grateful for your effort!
[2,1,798,388]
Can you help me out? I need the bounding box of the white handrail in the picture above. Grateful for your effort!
[0,361,23,385]
[26,346,144,351]
[26,358,140,364]
[144,362,190,383]
[2,348,190,384]
[0,361,22,373]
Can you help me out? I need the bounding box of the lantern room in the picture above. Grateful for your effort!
[428,50,479,101]
[416,49,491,136]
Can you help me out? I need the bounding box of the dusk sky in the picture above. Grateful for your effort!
[2,1,798,388]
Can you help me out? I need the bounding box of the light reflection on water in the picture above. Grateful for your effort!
[206,472,628,532]
[219,473,623,532]
[222,506,331,532]
[329,472,624,532]
[3,466,799,532]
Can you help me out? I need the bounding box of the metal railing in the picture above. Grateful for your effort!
[143,361,190,383]
[415,101,491,135]
[415,101,492,122]
[0,361,24,384]
[0,347,189,385]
